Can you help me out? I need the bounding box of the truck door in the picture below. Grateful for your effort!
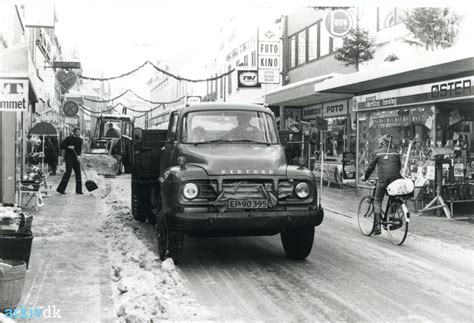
[160,112,179,174]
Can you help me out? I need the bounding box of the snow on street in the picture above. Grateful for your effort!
[106,174,473,322]
[20,173,473,322]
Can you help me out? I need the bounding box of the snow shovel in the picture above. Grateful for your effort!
[72,148,98,192]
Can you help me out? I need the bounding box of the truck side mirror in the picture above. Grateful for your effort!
[309,127,319,145]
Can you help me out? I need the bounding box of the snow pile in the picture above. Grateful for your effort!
[99,183,214,321]
[81,154,120,176]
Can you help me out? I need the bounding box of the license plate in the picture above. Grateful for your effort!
[228,199,268,209]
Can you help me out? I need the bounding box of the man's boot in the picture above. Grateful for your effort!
[373,213,382,235]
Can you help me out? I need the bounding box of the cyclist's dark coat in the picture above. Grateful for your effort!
[364,146,402,184]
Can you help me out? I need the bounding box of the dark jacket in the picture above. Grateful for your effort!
[60,135,83,160]
[364,146,402,184]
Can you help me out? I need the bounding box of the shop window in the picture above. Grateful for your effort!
[324,117,348,158]
[357,106,435,183]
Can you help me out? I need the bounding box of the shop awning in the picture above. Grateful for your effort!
[266,45,474,106]
[314,46,474,96]
[265,73,352,106]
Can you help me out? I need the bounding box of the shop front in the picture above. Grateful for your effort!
[301,99,356,186]
[354,75,474,215]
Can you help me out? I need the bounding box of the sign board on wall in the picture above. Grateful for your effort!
[323,99,349,117]
[237,70,261,88]
[354,75,474,111]
[0,78,28,112]
[186,96,202,103]
[302,104,323,120]
[257,27,281,84]
[325,10,353,38]
[302,99,349,120]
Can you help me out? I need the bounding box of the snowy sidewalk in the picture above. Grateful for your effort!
[320,185,474,250]
[19,173,115,322]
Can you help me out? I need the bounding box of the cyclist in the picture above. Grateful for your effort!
[361,134,402,235]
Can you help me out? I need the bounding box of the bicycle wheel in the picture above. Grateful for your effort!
[387,200,409,245]
[357,196,375,236]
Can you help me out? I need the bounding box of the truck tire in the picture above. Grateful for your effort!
[156,212,184,264]
[280,227,315,260]
[131,174,152,223]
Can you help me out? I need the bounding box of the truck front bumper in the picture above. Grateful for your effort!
[164,208,324,233]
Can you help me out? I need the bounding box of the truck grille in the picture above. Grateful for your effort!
[197,181,218,200]
[222,180,273,199]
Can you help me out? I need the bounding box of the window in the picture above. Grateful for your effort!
[167,113,179,141]
[243,55,248,66]
[332,36,343,51]
[251,50,256,67]
[308,24,319,61]
[227,65,232,95]
[290,36,296,68]
[377,7,407,31]
[319,22,331,56]
[297,30,306,65]
[182,110,278,144]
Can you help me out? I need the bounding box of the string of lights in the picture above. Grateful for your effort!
[83,88,185,105]
[77,60,234,83]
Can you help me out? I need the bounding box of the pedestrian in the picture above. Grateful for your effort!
[361,134,402,235]
[44,136,58,175]
[56,127,83,194]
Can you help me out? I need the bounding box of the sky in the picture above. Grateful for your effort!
[45,0,474,97]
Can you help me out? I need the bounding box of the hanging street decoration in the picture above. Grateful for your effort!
[77,61,234,83]
[56,70,78,92]
[63,100,79,116]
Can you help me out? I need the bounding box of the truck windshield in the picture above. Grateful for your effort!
[182,110,278,144]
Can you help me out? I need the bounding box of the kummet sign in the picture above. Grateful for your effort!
[0,78,28,112]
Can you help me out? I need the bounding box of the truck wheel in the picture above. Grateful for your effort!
[156,212,184,264]
[131,179,146,222]
[280,227,315,260]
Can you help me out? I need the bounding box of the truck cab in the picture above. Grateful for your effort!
[131,103,323,263]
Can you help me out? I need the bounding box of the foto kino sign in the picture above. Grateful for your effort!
[325,10,353,38]
[0,78,28,112]
[257,27,281,84]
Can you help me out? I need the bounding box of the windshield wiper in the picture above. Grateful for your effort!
[193,139,234,145]
[193,139,270,145]
[228,139,271,145]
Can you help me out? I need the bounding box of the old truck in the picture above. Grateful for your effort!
[127,102,324,263]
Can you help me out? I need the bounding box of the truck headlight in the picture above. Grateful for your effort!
[182,183,199,200]
[295,182,310,199]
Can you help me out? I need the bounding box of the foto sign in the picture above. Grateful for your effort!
[257,27,281,84]
[325,9,353,38]
[238,70,261,88]
[0,78,28,112]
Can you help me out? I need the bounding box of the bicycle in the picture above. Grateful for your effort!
[357,179,410,245]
